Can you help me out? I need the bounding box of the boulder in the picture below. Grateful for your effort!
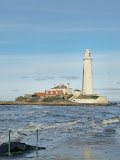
[0,142,45,155]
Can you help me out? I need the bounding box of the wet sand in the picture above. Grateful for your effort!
[43,134,120,160]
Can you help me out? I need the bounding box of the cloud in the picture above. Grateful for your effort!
[34,76,54,81]
[21,76,31,79]
[0,41,15,45]
[117,81,120,85]
[12,89,19,92]
[0,24,26,32]
[60,75,80,80]
[95,88,120,91]
[1,23,120,33]
[30,26,120,33]
[21,75,55,81]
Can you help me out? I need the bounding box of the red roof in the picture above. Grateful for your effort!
[34,93,45,96]
[34,90,61,96]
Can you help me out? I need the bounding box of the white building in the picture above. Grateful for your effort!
[82,49,93,95]
[51,83,72,94]
[73,90,82,97]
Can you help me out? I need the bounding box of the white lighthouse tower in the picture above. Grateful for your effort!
[70,49,108,104]
[82,49,94,95]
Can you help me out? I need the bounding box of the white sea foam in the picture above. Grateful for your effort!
[25,120,81,131]
[28,111,35,114]
[32,106,44,109]
[0,132,22,144]
[41,110,49,114]
[101,116,120,125]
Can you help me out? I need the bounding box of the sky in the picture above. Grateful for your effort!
[0,0,120,102]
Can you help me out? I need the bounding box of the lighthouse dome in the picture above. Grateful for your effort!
[85,49,91,58]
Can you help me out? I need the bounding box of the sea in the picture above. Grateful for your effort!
[0,104,120,160]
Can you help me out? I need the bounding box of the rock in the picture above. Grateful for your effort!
[0,142,45,156]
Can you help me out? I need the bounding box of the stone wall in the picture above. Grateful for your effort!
[72,96,108,104]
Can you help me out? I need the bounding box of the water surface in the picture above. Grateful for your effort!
[0,104,120,159]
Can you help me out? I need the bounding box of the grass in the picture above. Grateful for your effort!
[76,95,99,99]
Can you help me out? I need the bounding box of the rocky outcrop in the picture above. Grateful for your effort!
[0,142,45,156]
[0,101,115,106]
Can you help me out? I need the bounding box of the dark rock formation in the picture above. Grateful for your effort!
[0,142,45,156]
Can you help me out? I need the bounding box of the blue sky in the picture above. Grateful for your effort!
[0,0,120,101]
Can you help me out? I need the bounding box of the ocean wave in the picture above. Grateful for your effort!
[32,106,44,109]
[23,120,81,131]
[0,132,22,144]
[41,110,49,114]
[52,114,66,117]
[104,128,116,133]
[34,114,47,118]
[28,111,35,114]
[0,117,18,121]
[101,116,120,125]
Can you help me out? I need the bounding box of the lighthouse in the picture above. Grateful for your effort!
[82,49,94,95]
[70,49,108,104]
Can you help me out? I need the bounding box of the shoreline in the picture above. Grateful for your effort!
[0,101,117,106]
